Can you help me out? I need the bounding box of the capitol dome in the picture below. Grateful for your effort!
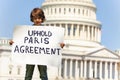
[41,0,101,51]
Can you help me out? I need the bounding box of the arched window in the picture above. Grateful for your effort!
[73,24,77,36]
[64,8,66,14]
[83,9,85,15]
[17,66,21,75]
[67,24,71,36]
[9,65,13,75]
[55,8,57,14]
[56,24,60,27]
[78,9,80,14]
[69,8,71,12]
[51,8,53,14]
[59,8,61,13]
[74,8,75,13]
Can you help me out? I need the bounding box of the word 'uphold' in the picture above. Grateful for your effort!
[28,30,52,37]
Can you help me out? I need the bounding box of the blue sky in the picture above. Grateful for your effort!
[0,0,120,51]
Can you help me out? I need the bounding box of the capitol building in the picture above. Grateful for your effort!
[0,0,120,80]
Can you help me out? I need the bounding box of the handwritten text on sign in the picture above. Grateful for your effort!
[12,25,64,67]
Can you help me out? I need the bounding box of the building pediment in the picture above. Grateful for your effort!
[86,48,120,59]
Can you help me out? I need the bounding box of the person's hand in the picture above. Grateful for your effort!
[60,43,65,48]
[9,40,14,45]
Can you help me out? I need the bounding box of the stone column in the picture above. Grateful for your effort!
[98,28,101,42]
[109,62,112,79]
[89,60,92,78]
[94,27,97,41]
[63,59,67,78]
[75,60,79,79]
[84,25,86,40]
[87,25,90,40]
[80,60,83,78]
[76,24,79,38]
[65,24,68,37]
[84,60,87,78]
[82,25,85,40]
[99,61,102,79]
[95,27,98,41]
[70,59,73,79]
[115,62,118,79]
[94,61,97,78]
[105,61,108,79]
[49,7,51,16]
[59,24,62,28]
[80,25,82,39]
[91,26,94,41]
[70,24,73,38]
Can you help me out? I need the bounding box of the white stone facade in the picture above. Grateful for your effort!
[0,0,120,80]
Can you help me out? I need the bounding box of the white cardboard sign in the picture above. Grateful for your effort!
[12,25,64,67]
